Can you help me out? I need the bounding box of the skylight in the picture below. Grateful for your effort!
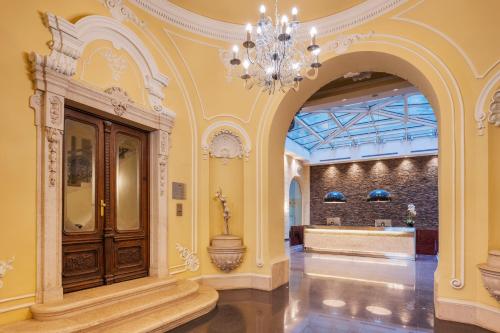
[287,93,437,151]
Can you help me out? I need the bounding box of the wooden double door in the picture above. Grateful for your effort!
[62,108,149,293]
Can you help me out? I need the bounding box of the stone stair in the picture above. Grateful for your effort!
[0,277,218,333]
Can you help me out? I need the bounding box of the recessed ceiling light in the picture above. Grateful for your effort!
[323,299,346,308]
[366,306,392,316]
[393,88,399,91]
[342,98,347,102]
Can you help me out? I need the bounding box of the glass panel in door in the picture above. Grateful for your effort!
[63,119,97,232]
[116,133,141,231]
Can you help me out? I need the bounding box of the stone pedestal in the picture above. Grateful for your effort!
[207,235,246,272]
[478,250,500,302]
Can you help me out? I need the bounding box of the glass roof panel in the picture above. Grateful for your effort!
[289,92,436,151]
[300,113,331,125]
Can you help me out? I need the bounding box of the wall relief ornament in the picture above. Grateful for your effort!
[46,127,63,187]
[104,87,133,116]
[102,49,128,81]
[49,96,62,126]
[175,243,199,272]
[158,155,168,196]
[0,257,14,289]
[488,90,500,127]
[203,130,249,164]
[323,32,374,55]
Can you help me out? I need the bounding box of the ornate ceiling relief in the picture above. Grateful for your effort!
[202,129,250,164]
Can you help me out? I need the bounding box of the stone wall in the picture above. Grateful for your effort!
[310,156,438,229]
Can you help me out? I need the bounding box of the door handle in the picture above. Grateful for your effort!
[100,200,107,217]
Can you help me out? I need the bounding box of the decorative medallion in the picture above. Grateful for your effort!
[175,243,199,272]
[104,87,133,116]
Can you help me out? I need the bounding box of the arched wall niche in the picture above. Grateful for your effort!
[29,12,175,303]
[257,47,481,314]
[200,122,252,274]
[283,155,310,240]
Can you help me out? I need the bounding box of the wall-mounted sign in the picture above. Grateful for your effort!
[172,182,186,200]
[176,203,183,216]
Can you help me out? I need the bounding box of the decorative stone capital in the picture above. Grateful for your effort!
[32,13,83,77]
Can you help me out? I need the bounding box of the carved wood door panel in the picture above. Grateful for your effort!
[62,108,149,293]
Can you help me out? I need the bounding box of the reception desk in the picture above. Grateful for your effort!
[304,225,416,260]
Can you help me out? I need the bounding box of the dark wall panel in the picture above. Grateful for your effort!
[310,156,438,229]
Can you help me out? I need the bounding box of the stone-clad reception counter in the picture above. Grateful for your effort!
[304,226,416,260]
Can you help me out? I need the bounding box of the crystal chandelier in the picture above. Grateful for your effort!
[228,1,321,94]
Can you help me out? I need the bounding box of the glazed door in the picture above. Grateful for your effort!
[62,108,149,293]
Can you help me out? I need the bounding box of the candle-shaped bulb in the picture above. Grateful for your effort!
[312,48,321,56]
[281,15,288,34]
[310,27,317,45]
[245,23,252,41]
[291,7,298,21]
[243,59,250,71]
[256,26,262,34]
[232,45,239,58]
[259,4,266,14]
[286,26,291,34]
[265,66,273,75]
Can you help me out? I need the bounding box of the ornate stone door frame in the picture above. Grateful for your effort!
[29,13,175,303]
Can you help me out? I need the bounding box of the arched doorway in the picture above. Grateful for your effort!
[258,48,464,308]
[286,179,302,239]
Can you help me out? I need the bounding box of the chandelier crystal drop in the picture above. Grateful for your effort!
[228,1,321,94]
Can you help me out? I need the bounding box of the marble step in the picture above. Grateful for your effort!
[0,279,218,333]
[87,285,218,333]
[32,276,179,320]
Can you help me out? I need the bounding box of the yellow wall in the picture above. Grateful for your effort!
[0,0,499,327]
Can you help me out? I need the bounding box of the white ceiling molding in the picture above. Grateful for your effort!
[129,0,407,42]
[75,15,171,114]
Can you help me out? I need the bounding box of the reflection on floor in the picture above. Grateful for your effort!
[172,251,493,333]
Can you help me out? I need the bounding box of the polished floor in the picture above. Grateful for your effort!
[172,249,492,333]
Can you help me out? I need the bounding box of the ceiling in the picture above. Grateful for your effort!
[287,73,437,152]
[167,0,367,24]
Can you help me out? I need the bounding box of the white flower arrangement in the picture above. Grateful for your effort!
[406,204,416,226]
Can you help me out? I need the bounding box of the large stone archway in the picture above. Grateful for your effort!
[257,46,468,317]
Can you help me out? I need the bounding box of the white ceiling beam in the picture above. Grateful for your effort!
[374,109,437,128]
[310,113,367,151]
[294,116,324,141]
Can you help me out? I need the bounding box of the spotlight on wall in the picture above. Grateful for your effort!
[324,191,347,203]
[367,189,391,202]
